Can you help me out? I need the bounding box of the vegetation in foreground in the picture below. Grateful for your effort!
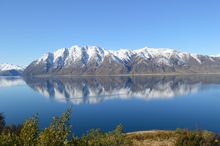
[0,109,130,146]
[128,129,220,146]
[0,109,220,146]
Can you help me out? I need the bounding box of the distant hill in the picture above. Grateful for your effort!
[0,63,24,76]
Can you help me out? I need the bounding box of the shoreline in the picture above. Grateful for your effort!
[23,72,220,78]
[127,130,174,134]
[126,130,178,146]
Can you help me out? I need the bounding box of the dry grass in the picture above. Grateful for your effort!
[127,130,177,146]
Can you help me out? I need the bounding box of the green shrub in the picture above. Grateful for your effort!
[2,124,22,136]
[0,132,20,146]
[3,108,220,146]
[175,129,220,146]
[37,108,72,146]
[19,115,39,146]
[73,124,131,146]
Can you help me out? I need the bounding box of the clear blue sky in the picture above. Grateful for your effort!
[0,0,220,66]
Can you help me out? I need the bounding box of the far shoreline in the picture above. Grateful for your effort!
[23,72,220,78]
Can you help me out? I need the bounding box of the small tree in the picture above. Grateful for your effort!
[19,115,39,146]
[37,108,72,146]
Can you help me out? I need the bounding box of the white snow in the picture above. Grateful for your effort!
[135,47,176,58]
[53,48,67,61]
[36,45,110,66]
[34,45,219,67]
[211,54,220,57]
[37,53,51,63]
[0,63,24,71]
[191,54,202,64]
[110,49,134,62]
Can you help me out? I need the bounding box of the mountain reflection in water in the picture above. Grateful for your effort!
[18,75,220,104]
[1,75,220,135]
[0,77,25,88]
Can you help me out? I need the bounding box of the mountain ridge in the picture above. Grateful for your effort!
[22,45,220,75]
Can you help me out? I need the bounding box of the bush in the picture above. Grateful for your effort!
[0,113,5,133]
[37,108,72,146]
[3,108,220,146]
[0,132,20,146]
[2,124,22,135]
[0,111,134,146]
[72,124,131,146]
[19,115,39,146]
[175,129,220,146]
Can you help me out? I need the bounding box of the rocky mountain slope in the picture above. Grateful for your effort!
[24,45,220,75]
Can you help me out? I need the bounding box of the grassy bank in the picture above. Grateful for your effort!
[0,109,220,146]
[127,129,220,146]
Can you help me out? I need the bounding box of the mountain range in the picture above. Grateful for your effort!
[1,45,220,76]
[24,45,220,75]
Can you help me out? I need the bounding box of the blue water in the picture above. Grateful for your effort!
[0,75,220,135]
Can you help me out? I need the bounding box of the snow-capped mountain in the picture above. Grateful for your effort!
[0,63,23,71]
[211,54,220,57]
[0,63,24,76]
[24,45,220,75]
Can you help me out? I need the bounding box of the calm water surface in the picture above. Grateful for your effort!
[0,75,220,135]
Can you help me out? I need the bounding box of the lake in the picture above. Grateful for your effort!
[0,75,220,135]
